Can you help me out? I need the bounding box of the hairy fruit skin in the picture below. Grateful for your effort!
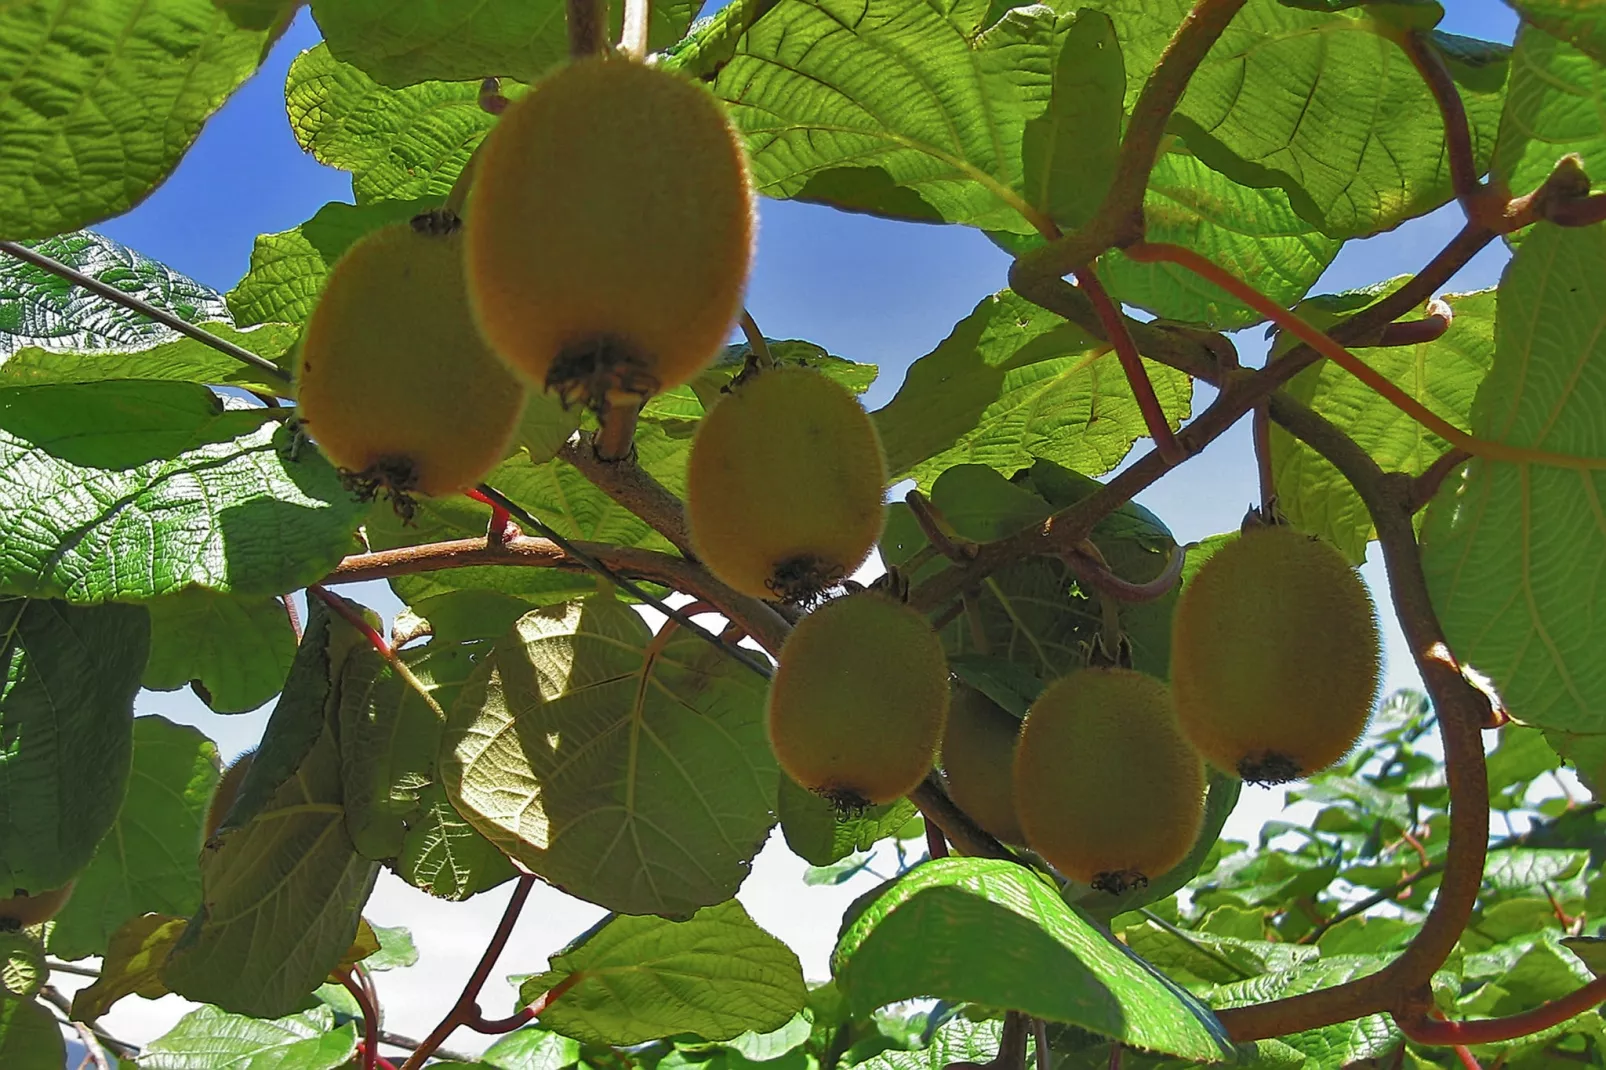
[941,683,1025,845]
[295,220,527,499]
[1171,525,1382,784]
[688,367,886,602]
[466,58,754,406]
[767,594,949,807]
[1014,668,1204,891]
[0,882,74,927]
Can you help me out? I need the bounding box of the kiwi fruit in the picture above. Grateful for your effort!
[687,367,886,602]
[0,882,74,928]
[294,217,527,505]
[940,683,1025,845]
[1014,667,1205,893]
[465,57,754,409]
[767,593,949,808]
[1171,524,1382,784]
[204,748,256,842]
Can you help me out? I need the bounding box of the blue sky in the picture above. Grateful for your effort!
[75,0,1528,1056]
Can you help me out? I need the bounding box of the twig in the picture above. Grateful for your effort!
[620,0,651,58]
[1077,268,1185,464]
[71,1023,110,1070]
[1032,1018,1051,1070]
[1062,543,1185,604]
[1374,297,1453,348]
[0,240,291,385]
[1407,449,1472,512]
[739,310,774,370]
[38,986,140,1061]
[378,1032,475,1064]
[925,815,949,860]
[398,876,538,1070]
[906,491,975,562]
[559,432,696,556]
[1396,975,1606,1046]
[45,960,101,979]
[908,776,1014,861]
[568,0,608,57]
[1400,32,1489,222]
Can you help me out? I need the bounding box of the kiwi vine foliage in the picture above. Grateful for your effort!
[0,0,1605,1068]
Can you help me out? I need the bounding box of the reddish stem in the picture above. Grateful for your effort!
[1400,31,1489,221]
[1076,268,1186,465]
[310,586,392,658]
[1396,977,1606,1048]
[339,969,380,1070]
[397,875,538,1070]
[283,594,304,643]
[925,816,949,860]
[467,1007,536,1034]
[1400,828,1430,869]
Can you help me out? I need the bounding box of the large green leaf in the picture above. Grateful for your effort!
[1097,148,1344,330]
[0,997,64,1070]
[832,858,1233,1062]
[1021,10,1124,232]
[712,0,1064,234]
[1509,0,1606,64]
[0,599,148,891]
[1493,24,1606,202]
[0,381,364,602]
[227,198,435,328]
[518,901,806,1045]
[69,912,187,1021]
[1198,957,1400,1065]
[1090,0,1508,238]
[308,0,701,88]
[285,45,492,205]
[1272,289,1496,563]
[47,717,217,961]
[0,0,269,238]
[1421,223,1606,736]
[442,598,776,916]
[143,591,297,713]
[873,290,1191,488]
[163,605,380,1017]
[139,1004,358,1070]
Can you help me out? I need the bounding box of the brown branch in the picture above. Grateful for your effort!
[1063,543,1185,604]
[378,1032,475,1064]
[560,430,696,557]
[1397,975,1606,1047]
[321,535,791,657]
[1407,449,1472,511]
[1374,297,1453,349]
[1214,394,1492,1041]
[1400,32,1491,222]
[909,776,1015,861]
[567,0,608,57]
[1009,0,1247,282]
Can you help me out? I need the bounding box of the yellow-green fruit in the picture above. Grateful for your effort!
[295,219,527,499]
[0,882,74,927]
[1171,525,1382,784]
[940,684,1025,845]
[768,593,949,808]
[687,368,886,602]
[466,57,754,406]
[1014,668,1204,892]
[204,748,256,842]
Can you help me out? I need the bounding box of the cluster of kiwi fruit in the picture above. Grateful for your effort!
[294,54,757,510]
[768,520,1384,896]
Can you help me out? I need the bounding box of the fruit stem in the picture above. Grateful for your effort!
[567,0,609,56]
[1076,267,1186,466]
[620,0,652,59]
[924,816,948,860]
[739,309,775,372]
[1252,401,1276,520]
[908,776,1014,861]
[906,491,975,562]
[594,400,642,462]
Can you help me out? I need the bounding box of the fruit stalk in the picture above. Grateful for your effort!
[567,0,607,56]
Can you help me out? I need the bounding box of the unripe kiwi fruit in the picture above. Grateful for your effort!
[294,217,527,503]
[767,593,949,808]
[940,683,1025,845]
[687,367,886,602]
[204,748,256,842]
[1014,668,1204,893]
[1171,524,1382,784]
[465,57,754,408]
[0,882,74,927]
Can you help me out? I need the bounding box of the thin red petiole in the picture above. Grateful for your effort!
[1075,267,1186,465]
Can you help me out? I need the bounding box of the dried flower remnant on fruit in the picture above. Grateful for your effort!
[0,882,74,928]
[687,366,886,603]
[466,57,755,410]
[294,221,527,515]
[767,593,949,808]
[1171,524,1382,784]
[1013,667,1205,891]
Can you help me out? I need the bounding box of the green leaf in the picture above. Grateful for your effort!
[1421,223,1606,736]
[1199,957,1399,1064]
[1022,11,1124,232]
[777,776,918,868]
[0,324,295,396]
[227,198,437,328]
[1089,0,1508,238]
[483,1026,582,1070]
[143,591,297,713]
[1272,288,1496,563]
[309,0,700,88]
[0,382,364,602]
[1493,24,1606,202]
[285,45,493,205]
[395,781,520,900]
[1509,0,1606,64]
[1097,148,1344,330]
[47,717,217,960]
[518,901,806,1045]
[851,1014,1014,1070]
[0,599,148,891]
[832,858,1232,1061]
[0,933,43,1000]
[139,1004,358,1070]
[443,598,777,916]
[362,923,419,971]
[0,996,64,1070]
[0,1,270,238]
[69,913,187,1021]
[713,0,1061,234]
[873,291,1191,487]
[163,607,380,1017]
